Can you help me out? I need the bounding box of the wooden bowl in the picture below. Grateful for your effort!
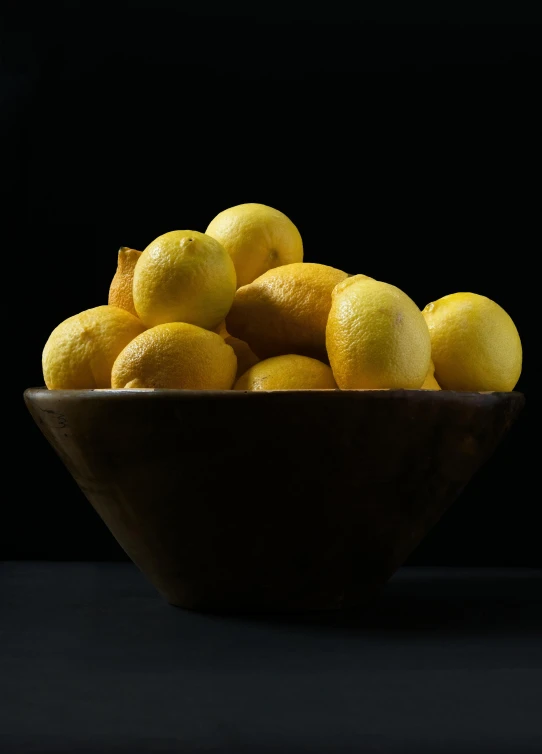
[24,388,524,612]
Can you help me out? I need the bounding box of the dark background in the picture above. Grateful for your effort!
[3,6,540,565]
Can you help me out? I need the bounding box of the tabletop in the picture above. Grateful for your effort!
[1,562,541,754]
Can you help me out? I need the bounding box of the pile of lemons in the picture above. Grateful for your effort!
[42,203,522,392]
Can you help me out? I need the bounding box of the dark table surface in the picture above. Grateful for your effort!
[1,563,541,754]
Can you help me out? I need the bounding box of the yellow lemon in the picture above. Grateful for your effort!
[326,275,431,389]
[422,292,522,391]
[224,335,260,379]
[234,354,337,391]
[111,322,237,390]
[226,262,348,361]
[421,359,441,390]
[213,320,229,337]
[108,247,142,317]
[43,305,145,389]
[205,203,303,287]
[133,230,236,330]
[212,320,259,378]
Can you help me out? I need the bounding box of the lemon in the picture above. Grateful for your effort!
[43,305,146,389]
[224,335,260,379]
[213,320,229,337]
[326,275,431,389]
[421,359,441,390]
[226,262,348,361]
[212,320,259,379]
[234,354,337,391]
[133,230,236,330]
[422,292,522,391]
[111,322,237,390]
[205,203,303,288]
[108,247,142,317]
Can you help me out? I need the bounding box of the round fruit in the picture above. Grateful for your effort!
[108,246,142,317]
[326,275,431,390]
[111,322,237,390]
[234,354,337,391]
[224,335,260,379]
[420,359,441,390]
[205,203,303,287]
[226,262,348,361]
[43,305,146,390]
[133,230,236,330]
[422,292,522,391]
[212,320,259,379]
[213,320,229,337]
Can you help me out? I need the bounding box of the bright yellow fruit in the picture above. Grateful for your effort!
[213,320,229,337]
[326,275,431,389]
[226,262,348,361]
[133,230,236,330]
[111,322,237,390]
[212,320,259,378]
[224,335,260,379]
[422,292,522,391]
[234,354,337,391]
[421,359,441,390]
[43,305,145,389]
[205,203,303,288]
[108,247,142,316]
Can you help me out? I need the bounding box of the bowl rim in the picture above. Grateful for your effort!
[23,386,526,405]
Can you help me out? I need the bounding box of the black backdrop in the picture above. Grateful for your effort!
[4,6,540,565]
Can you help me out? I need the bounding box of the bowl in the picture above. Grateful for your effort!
[24,387,524,612]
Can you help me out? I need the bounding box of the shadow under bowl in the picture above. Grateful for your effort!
[24,388,524,612]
